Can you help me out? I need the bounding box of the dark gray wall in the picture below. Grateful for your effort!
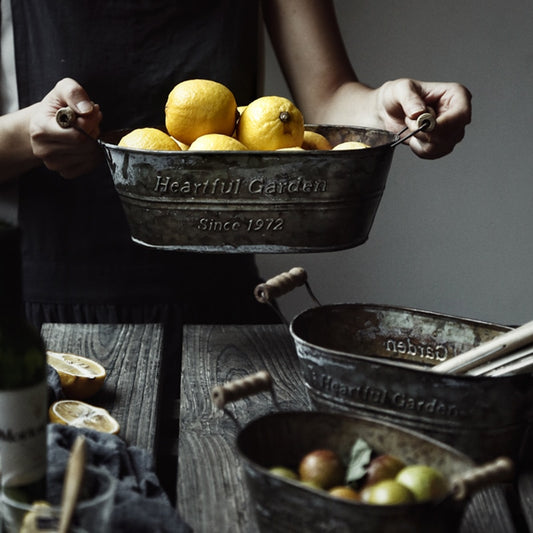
[258,1,533,326]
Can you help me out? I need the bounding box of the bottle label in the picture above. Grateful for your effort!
[0,382,47,487]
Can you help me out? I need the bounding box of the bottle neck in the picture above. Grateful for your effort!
[0,221,24,318]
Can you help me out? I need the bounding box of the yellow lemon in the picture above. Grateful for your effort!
[20,502,54,533]
[165,79,237,145]
[302,130,332,150]
[174,139,189,151]
[237,95,304,151]
[276,147,305,151]
[118,127,181,151]
[234,105,247,137]
[189,133,248,151]
[49,400,120,435]
[47,351,106,400]
[332,141,370,150]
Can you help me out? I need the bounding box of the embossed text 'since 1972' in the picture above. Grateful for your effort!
[197,218,284,233]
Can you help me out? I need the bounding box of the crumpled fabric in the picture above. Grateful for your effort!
[47,425,191,533]
[47,367,191,532]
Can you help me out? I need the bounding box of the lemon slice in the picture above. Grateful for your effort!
[47,351,106,400]
[49,400,120,435]
[19,501,56,533]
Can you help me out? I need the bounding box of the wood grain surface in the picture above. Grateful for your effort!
[42,322,164,454]
[41,322,532,532]
[177,324,311,533]
[177,324,530,533]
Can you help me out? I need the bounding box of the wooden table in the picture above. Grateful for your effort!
[177,325,310,532]
[42,322,166,455]
[177,325,533,533]
[42,322,533,533]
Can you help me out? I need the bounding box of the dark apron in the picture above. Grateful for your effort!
[11,0,278,328]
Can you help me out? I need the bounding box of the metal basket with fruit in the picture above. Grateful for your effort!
[55,78,432,253]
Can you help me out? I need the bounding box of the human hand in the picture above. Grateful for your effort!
[375,78,472,159]
[29,78,103,178]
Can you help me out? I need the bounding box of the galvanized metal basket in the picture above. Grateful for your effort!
[255,270,533,463]
[101,125,397,253]
[235,409,511,533]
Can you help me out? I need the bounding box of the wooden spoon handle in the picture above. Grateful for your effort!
[432,319,533,374]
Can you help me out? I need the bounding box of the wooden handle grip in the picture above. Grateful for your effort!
[417,109,436,132]
[211,370,272,409]
[450,456,514,501]
[56,106,77,128]
[254,267,307,304]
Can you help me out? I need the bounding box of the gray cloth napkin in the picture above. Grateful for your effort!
[47,366,191,532]
[47,425,191,533]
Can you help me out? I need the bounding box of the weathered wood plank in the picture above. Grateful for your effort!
[176,324,530,533]
[42,322,164,455]
[460,485,519,533]
[177,324,310,533]
[518,471,533,532]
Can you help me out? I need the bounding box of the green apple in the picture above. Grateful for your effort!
[395,465,448,502]
[360,479,416,505]
[269,466,299,481]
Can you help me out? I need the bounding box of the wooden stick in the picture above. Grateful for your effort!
[432,319,533,374]
[466,344,533,376]
[58,435,86,533]
[483,353,533,377]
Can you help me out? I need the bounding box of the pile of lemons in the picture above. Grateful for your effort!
[118,79,369,152]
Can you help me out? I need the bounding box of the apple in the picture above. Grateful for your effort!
[364,454,406,487]
[269,466,299,481]
[360,479,416,505]
[395,465,448,502]
[299,449,345,489]
[328,485,360,501]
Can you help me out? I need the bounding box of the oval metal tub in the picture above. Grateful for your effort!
[101,125,397,253]
[237,410,506,533]
[289,304,533,463]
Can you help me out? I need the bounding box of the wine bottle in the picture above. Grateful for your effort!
[0,220,47,502]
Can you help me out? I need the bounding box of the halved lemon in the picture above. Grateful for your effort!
[47,351,106,400]
[49,400,120,435]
